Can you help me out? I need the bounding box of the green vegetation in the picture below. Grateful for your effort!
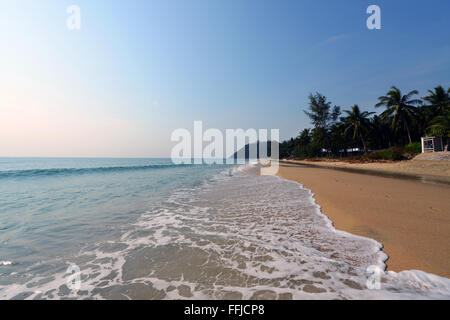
[404,142,422,155]
[350,147,405,161]
[280,85,450,160]
[428,110,450,138]
[375,86,420,144]
[341,105,374,152]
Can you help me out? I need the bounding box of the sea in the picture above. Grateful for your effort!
[0,157,449,299]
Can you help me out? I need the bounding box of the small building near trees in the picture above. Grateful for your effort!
[421,136,444,153]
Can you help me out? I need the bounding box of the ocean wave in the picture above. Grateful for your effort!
[2,166,449,300]
[0,164,196,179]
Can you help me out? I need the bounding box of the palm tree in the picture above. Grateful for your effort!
[428,110,450,136]
[423,85,449,117]
[369,115,392,149]
[296,128,311,146]
[428,110,450,151]
[341,105,374,152]
[375,86,421,144]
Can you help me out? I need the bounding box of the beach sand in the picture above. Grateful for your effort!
[284,159,450,182]
[276,161,450,278]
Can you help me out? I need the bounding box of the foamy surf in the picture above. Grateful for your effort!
[0,164,449,300]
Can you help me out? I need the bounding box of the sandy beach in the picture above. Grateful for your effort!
[277,160,450,278]
[282,158,450,182]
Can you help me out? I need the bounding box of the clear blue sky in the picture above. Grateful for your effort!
[1,0,449,157]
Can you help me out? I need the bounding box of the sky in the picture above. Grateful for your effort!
[0,0,449,157]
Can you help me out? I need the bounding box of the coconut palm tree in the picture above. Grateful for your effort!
[423,85,449,118]
[428,109,450,151]
[369,115,393,149]
[375,86,421,144]
[341,105,374,152]
[428,110,450,137]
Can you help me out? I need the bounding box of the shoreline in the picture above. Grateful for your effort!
[275,160,450,278]
[280,159,450,185]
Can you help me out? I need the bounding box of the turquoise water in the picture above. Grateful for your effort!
[1,158,449,299]
[0,158,230,288]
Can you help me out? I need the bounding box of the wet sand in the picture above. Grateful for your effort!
[283,159,450,183]
[276,161,450,278]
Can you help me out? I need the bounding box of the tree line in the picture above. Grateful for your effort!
[280,85,450,159]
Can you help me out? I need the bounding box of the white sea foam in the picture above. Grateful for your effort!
[1,166,449,300]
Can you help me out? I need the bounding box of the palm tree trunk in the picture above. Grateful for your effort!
[405,122,412,144]
[361,136,367,153]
